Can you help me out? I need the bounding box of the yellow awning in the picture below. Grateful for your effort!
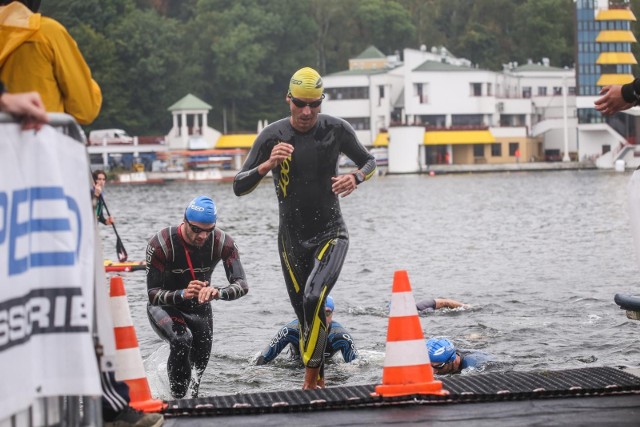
[373,132,388,147]
[596,30,637,43]
[596,9,636,21]
[424,130,495,145]
[596,52,637,65]
[597,74,635,86]
[215,134,256,149]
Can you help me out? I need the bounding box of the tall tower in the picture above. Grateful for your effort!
[576,0,635,100]
[576,0,638,155]
[595,6,636,89]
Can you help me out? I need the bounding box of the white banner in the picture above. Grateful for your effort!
[0,122,101,420]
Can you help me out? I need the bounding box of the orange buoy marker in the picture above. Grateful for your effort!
[110,275,165,412]
[374,270,447,397]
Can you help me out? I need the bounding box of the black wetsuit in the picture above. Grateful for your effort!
[416,298,437,312]
[233,114,375,370]
[145,225,248,398]
[256,319,358,365]
[94,192,108,225]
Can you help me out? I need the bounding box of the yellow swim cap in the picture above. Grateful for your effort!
[289,67,323,99]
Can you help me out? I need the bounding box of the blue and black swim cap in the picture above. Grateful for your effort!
[426,338,456,364]
[185,196,217,224]
[325,295,335,312]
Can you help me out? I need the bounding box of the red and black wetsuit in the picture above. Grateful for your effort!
[145,225,248,398]
[233,114,375,371]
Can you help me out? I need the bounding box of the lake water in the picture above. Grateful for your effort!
[98,170,640,399]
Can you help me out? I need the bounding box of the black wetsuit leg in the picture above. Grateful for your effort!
[147,304,213,398]
[278,234,349,370]
[185,309,213,398]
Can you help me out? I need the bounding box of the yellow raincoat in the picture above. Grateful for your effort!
[0,2,102,125]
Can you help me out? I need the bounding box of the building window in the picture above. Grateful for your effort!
[325,87,368,100]
[378,85,385,106]
[568,86,576,95]
[473,144,484,157]
[452,114,483,127]
[500,114,526,127]
[470,83,482,96]
[419,115,446,128]
[413,83,428,104]
[553,87,562,95]
[577,108,604,124]
[522,87,532,98]
[491,143,502,157]
[538,87,547,96]
[344,117,370,130]
[487,83,492,96]
[509,142,519,156]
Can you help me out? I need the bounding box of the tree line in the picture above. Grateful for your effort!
[39,0,637,135]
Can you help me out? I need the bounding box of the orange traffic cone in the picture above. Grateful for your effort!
[374,270,447,397]
[109,275,165,412]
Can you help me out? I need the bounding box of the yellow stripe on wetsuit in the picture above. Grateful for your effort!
[316,238,335,261]
[301,287,329,365]
[281,237,300,293]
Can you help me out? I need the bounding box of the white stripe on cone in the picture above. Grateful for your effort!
[383,339,430,367]
[115,347,147,382]
[110,295,133,328]
[389,292,419,317]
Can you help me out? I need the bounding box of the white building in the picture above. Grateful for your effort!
[321,45,613,171]
[167,93,221,150]
[322,46,404,148]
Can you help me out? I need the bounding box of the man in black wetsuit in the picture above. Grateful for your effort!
[233,67,376,389]
[256,296,358,365]
[145,196,249,399]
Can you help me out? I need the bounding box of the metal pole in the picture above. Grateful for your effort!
[562,76,570,162]
[223,107,227,135]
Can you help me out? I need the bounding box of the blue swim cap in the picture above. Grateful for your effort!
[325,296,335,312]
[185,196,217,224]
[426,338,456,364]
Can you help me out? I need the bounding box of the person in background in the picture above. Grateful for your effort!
[416,298,469,313]
[92,169,114,225]
[594,79,640,115]
[256,296,358,365]
[0,0,102,125]
[0,80,48,129]
[233,66,376,389]
[146,196,249,399]
[426,337,493,375]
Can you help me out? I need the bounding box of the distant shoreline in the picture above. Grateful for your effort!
[384,161,603,175]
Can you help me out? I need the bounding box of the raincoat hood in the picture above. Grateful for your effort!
[0,2,40,67]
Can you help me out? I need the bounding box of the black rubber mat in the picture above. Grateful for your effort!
[163,367,640,417]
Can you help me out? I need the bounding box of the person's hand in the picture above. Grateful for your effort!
[270,142,294,168]
[198,284,219,303]
[105,216,114,225]
[0,91,49,130]
[331,174,357,198]
[94,183,103,198]
[183,280,208,299]
[594,85,633,115]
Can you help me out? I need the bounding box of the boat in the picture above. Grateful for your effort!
[104,259,146,272]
